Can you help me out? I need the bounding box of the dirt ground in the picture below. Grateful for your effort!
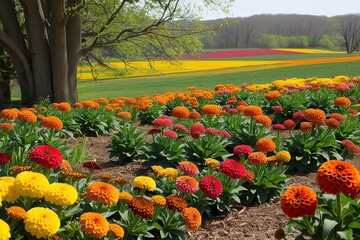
[72,132,356,240]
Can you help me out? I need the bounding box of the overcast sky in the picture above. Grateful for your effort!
[199,0,360,20]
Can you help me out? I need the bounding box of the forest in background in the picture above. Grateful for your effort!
[201,14,360,53]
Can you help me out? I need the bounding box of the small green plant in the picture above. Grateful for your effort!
[138,104,164,125]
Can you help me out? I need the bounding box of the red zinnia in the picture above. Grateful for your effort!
[292,111,305,121]
[188,111,201,119]
[0,123,14,130]
[83,161,102,170]
[0,152,11,164]
[341,140,360,154]
[272,124,286,131]
[271,105,283,112]
[162,130,178,139]
[218,129,231,139]
[153,116,173,128]
[283,119,296,129]
[199,176,223,199]
[219,159,246,179]
[173,124,188,133]
[233,144,253,156]
[189,123,206,138]
[29,145,63,169]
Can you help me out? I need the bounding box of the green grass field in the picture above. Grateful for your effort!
[76,60,360,100]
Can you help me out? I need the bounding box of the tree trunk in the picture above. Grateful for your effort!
[21,0,53,102]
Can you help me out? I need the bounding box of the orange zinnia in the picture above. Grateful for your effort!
[281,186,317,218]
[57,102,72,112]
[330,113,346,122]
[254,115,272,127]
[265,90,281,100]
[87,182,119,205]
[117,111,131,119]
[172,106,190,118]
[303,108,325,125]
[299,121,313,134]
[108,223,125,238]
[17,110,37,123]
[41,116,63,130]
[243,106,262,117]
[128,197,154,219]
[7,206,26,220]
[247,152,267,165]
[325,118,340,129]
[200,104,221,116]
[166,194,187,212]
[79,212,109,238]
[316,160,360,198]
[0,109,18,120]
[256,138,276,152]
[188,111,201,119]
[182,207,202,230]
[0,123,14,130]
[334,97,351,107]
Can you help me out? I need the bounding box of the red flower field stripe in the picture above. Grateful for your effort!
[182,49,302,59]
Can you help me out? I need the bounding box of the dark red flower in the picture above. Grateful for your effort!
[219,159,246,179]
[292,111,305,121]
[83,161,102,170]
[271,105,283,112]
[199,176,223,199]
[0,152,11,164]
[272,124,286,131]
[29,145,63,169]
[233,145,253,156]
[148,128,161,135]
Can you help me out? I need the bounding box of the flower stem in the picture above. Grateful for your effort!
[336,193,342,219]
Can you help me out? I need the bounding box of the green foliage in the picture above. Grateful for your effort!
[306,88,337,113]
[138,104,164,125]
[73,108,111,136]
[285,126,342,173]
[108,124,146,165]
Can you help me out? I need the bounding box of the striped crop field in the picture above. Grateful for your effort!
[77,48,359,81]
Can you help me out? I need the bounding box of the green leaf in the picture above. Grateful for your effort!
[337,229,353,240]
[322,219,338,240]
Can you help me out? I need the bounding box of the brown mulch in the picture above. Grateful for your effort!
[70,132,359,240]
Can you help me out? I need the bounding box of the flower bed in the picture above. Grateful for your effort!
[0,75,360,239]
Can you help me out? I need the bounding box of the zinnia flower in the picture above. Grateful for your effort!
[292,111,305,121]
[219,159,246,179]
[233,145,252,156]
[330,113,346,122]
[0,152,11,164]
[0,219,11,240]
[201,104,221,116]
[334,97,351,106]
[0,108,18,120]
[178,161,199,176]
[199,176,223,199]
[272,124,286,131]
[117,111,131,119]
[325,118,340,129]
[9,165,33,175]
[128,197,154,219]
[61,160,72,171]
[24,207,60,239]
[283,119,296,129]
[173,124,188,133]
[254,115,272,127]
[182,207,202,230]
[244,170,255,182]
[133,176,156,191]
[256,138,276,152]
[14,171,49,198]
[7,206,26,220]
[17,110,37,123]
[303,108,326,125]
[162,130,178,138]
[158,168,178,180]
[175,176,199,194]
[189,123,206,138]
[265,90,281,100]
[299,121,313,134]
[79,212,109,238]
[243,106,262,117]
[118,192,133,202]
[151,195,166,207]
[275,151,291,162]
[41,116,63,130]
[271,105,283,112]
[166,195,187,212]
[280,186,317,218]
[172,106,190,118]
[153,116,172,127]
[45,183,78,206]
[56,102,72,112]
[316,160,360,198]
[188,111,201,119]
[29,145,63,169]
[108,224,125,239]
[83,161,101,170]
[0,123,14,130]
[247,152,267,165]
[341,140,360,154]
[87,182,119,205]
[204,158,220,169]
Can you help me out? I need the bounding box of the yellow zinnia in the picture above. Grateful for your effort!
[133,176,156,191]
[0,219,11,240]
[14,171,49,199]
[24,207,60,239]
[0,179,19,203]
[44,183,78,206]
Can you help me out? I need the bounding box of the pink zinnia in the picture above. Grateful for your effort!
[341,140,360,154]
[173,124,188,133]
[292,111,305,121]
[178,161,199,176]
[233,145,253,156]
[228,108,238,114]
[0,152,11,164]
[153,116,173,128]
[283,119,296,129]
[272,124,286,131]
[219,159,246,179]
[271,105,283,112]
[175,176,199,194]
[205,128,219,135]
[148,128,161,135]
[162,130,178,139]
[189,123,206,138]
[29,145,63,169]
[218,130,231,139]
[199,176,223,199]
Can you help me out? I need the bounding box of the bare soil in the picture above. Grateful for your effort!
[72,132,359,240]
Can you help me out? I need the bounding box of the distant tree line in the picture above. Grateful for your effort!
[202,14,360,53]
